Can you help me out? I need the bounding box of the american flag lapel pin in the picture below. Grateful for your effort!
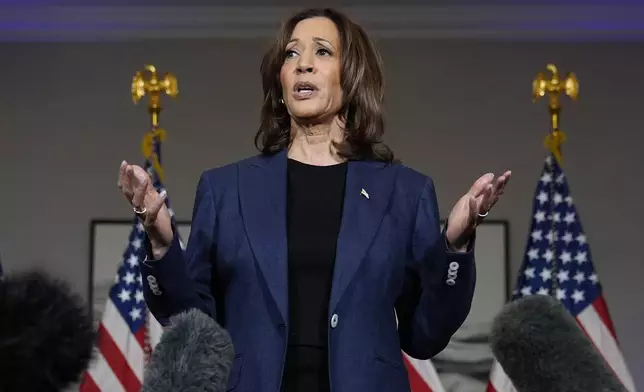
[361,188,369,199]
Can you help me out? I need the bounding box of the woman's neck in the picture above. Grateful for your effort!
[287,120,345,166]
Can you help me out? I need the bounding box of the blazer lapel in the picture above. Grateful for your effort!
[238,151,288,324]
[329,160,397,314]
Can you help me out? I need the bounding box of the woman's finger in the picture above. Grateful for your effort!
[468,173,495,198]
[468,195,478,226]
[147,189,168,221]
[118,162,127,188]
[489,170,511,207]
[120,164,136,200]
[131,170,148,209]
[495,171,511,191]
[491,175,504,195]
[118,161,128,187]
[478,183,493,213]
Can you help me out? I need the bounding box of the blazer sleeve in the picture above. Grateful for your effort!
[395,177,477,360]
[139,171,218,325]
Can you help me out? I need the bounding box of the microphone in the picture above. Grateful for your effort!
[490,294,627,392]
[141,308,235,392]
[0,269,96,391]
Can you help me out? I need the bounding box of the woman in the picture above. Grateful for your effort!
[118,8,510,392]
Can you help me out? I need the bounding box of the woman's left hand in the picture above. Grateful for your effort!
[445,171,511,251]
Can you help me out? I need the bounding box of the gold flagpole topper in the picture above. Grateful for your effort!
[131,64,179,182]
[131,64,179,128]
[532,63,578,165]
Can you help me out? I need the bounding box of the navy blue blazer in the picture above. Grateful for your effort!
[141,150,476,392]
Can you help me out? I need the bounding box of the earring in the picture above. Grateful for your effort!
[279,98,284,104]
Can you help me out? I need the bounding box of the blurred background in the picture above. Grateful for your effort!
[1,0,643,391]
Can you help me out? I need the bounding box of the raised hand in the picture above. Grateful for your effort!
[117,160,173,255]
[445,170,511,251]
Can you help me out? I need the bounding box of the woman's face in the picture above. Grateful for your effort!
[280,17,343,123]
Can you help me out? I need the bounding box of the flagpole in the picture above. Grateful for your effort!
[131,64,179,183]
[531,64,579,299]
[130,64,179,362]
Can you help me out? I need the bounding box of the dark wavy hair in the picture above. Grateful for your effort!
[255,8,395,163]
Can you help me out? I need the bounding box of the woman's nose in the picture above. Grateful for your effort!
[296,54,315,73]
[296,64,314,73]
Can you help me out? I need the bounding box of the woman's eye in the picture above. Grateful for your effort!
[285,49,297,58]
[317,48,331,56]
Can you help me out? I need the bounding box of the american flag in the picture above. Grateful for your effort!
[404,353,446,392]
[79,131,181,391]
[486,155,636,392]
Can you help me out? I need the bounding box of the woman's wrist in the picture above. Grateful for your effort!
[446,237,469,253]
[145,230,171,260]
[150,242,169,260]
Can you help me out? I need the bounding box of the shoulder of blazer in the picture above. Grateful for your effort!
[390,162,434,194]
[199,154,265,183]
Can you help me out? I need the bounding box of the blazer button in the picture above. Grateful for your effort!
[449,262,459,271]
[330,313,339,328]
[446,278,456,286]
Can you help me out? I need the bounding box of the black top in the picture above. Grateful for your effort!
[281,158,348,392]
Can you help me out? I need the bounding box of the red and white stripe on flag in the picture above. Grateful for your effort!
[79,302,147,392]
[404,353,446,392]
[79,308,164,392]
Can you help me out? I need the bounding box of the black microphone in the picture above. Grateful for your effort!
[0,269,96,392]
[490,294,627,392]
[141,308,235,392]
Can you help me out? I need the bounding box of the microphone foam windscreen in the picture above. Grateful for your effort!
[0,269,96,392]
[142,308,235,392]
[490,294,626,392]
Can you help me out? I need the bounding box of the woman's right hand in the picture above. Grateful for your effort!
[118,160,173,258]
